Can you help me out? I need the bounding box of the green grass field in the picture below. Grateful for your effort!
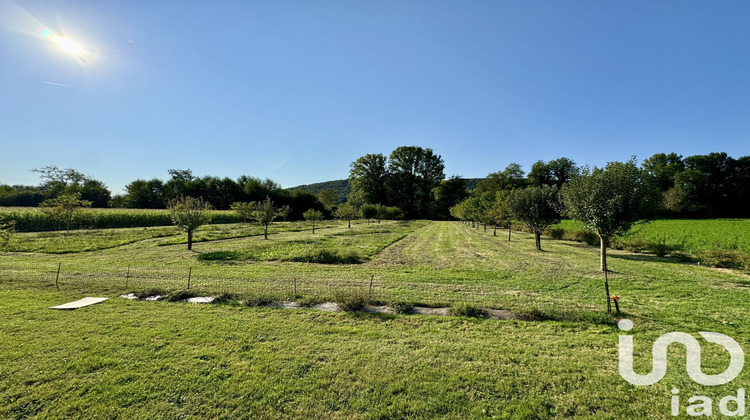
[555,218,750,254]
[1,220,749,418]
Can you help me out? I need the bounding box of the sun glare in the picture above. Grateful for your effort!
[41,29,91,61]
[52,35,85,57]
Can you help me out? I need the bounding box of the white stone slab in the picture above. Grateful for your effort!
[186,296,214,304]
[50,297,108,310]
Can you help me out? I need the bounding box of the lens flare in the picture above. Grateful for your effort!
[52,35,85,57]
[41,29,90,61]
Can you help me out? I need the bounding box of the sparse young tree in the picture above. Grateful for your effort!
[561,159,659,312]
[230,201,253,222]
[279,205,292,222]
[39,193,92,232]
[303,209,324,233]
[249,197,285,240]
[508,185,561,251]
[168,195,213,250]
[487,190,514,240]
[335,202,358,228]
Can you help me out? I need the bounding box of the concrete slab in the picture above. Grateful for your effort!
[186,296,214,304]
[312,302,342,312]
[50,297,108,310]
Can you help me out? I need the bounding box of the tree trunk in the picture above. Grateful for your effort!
[600,234,611,313]
[312,223,315,234]
[483,223,486,232]
[508,224,512,241]
[264,224,268,240]
[493,225,497,236]
[187,229,193,250]
[535,232,542,251]
[348,219,351,228]
[604,266,612,313]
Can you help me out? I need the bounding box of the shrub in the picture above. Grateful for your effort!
[212,292,241,304]
[449,303,487,318]
[612,238,648,253]
[244,294,280,307]
[698,249,746,269]
[547,227,565,240]
[164,290,199,302]
[133,289,166,299]
[647,237,676,257]
[390,301,414,315]
[297,295,326,307]
[332,290,370,312]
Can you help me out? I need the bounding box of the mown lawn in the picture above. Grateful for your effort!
[1,220,749,418]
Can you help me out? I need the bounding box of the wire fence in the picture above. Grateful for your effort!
[1,262,388,301]
[0,261,576,310]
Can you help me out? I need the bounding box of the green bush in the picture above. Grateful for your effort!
[698,249,747,270]
[449,303,487,318]
[332,290,370,312]
[571,230,599,246]
[547,227,565,239]
[164,290,199,302]
[390,301,414,315]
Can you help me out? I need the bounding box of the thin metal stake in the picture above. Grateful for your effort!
[368,275,374,298]
[126,264,131,288]
[294,278,297,295]
[55,263,61,290]
[187,267,192,290]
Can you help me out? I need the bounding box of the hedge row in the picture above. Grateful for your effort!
[0,208,244,232]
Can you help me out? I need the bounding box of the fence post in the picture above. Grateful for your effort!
[187,267,192,290]
[55,263,61,290]
[368,274,374,298]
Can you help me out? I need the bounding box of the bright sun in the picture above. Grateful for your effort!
[41,29,87,58]
[52,36,85,57]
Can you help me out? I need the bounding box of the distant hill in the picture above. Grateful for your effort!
[288,178,483,203]
[288,180,351,203]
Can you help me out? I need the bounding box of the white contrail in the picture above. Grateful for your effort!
[42,81,78,88]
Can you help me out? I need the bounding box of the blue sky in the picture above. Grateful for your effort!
[1,1,749,195]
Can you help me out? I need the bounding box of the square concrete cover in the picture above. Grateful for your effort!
[50,297,108,310]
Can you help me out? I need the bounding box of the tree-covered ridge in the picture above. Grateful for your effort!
[1,151,749,219]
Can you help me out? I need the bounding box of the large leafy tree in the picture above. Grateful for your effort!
[561,160,659,312]
[386,146,445,219]
[348,153,389,206]
[168,195,212,250]
[642,152,685,192]
[508,185,561,251]
[432,176,469,220]
[474,163,526,195]
[125,179,166,209]
[32,166,111,207]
